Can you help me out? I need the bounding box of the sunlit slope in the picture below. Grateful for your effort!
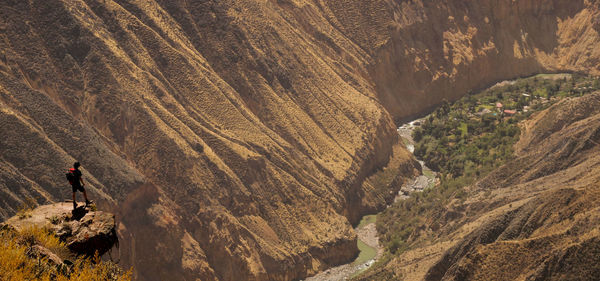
[0,1,410,280]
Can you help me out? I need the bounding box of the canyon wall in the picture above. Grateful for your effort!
[0,1,414,280]
[371,0,600,121]
[0,0,599,280]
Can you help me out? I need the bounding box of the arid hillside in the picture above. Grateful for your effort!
[0,1,415,280]
[1,0,600,280]
[359,92,600,280]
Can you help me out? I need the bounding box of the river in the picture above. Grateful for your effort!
[304,119,436,281]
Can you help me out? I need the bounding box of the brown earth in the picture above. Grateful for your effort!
[357,92,600,281]
[1,0,600,280]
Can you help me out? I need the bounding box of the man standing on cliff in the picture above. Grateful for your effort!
[67,162,91,209]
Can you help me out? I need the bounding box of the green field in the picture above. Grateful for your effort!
[375,73,600,263]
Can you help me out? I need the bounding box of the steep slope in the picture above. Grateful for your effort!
[0,1,415,280]
[1,0,600,280]
[359,92,600,280]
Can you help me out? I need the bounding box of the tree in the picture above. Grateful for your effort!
[545,83,559,98]
[496,91,504,101]
[413,127,424,142]
[437,99,451,117]
[525,83,532,93]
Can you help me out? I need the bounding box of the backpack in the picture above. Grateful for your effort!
[66,169,76,185]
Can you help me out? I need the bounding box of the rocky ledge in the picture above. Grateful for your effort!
[2,202,118,257]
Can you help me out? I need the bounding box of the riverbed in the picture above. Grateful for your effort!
[304,119,436,281]
[303,214,381,281]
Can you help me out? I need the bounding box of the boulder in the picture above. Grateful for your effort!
[26,245,64,266]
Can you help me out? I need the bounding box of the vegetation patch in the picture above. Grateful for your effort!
[370,73,600,274]
[413,74,599,179]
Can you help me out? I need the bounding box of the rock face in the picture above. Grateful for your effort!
[369,0,600,121]
[26,244,66,266]
[0,0,599,280]
[4,202,118,257]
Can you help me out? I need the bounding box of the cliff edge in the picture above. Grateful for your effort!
[3,202,118,257]
[0,202,127,280]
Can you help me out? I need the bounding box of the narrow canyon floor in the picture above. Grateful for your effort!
[304,119,433,281]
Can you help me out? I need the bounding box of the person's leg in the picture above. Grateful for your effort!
[83,189,90,204]
[72,192,77,209]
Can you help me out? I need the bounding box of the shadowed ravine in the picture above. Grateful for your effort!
[305,119,435,280]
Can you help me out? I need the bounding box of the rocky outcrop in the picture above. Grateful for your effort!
[26,244,65,266]
[1,0,600,280]
[4,202,118,257]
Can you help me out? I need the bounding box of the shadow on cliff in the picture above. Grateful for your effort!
[71,205,88,221]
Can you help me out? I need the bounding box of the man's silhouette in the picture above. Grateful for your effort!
[68,162,91,209]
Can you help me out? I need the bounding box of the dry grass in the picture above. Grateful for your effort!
[0,226,131,281]
[19,226,65,257]
[16,197,38,220]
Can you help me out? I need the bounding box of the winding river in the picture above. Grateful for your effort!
[304,119,436,281]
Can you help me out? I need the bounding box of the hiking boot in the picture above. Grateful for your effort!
[73,202,78,209]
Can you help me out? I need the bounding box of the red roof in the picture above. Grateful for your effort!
[496,102,503,108]
[504,109,517,115]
